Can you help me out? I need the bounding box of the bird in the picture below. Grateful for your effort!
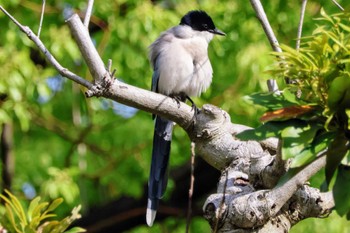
[146,10,225,226]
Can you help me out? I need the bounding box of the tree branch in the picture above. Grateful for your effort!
[267,154,326,216]
[0,8,195,131]
[331,0,344,11]
[203,155,332,232]
[66,14,106,84]
[37,0,46,37]
[249,0,280,92]
[296,0,307,50]
[0,6,93,89]
[83,0,94,28]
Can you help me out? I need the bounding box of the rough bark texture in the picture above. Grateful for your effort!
[193,106,333,232]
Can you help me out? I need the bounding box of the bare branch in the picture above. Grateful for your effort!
[37,0,46,38]
[296,0,308,50]
[66,14,106,84]
[83,0,94,28]
[331,0,344,11]
[0,6,93,89]
[267,153,326,216]
[249,0,279,92]
[186,142,196,233]
[249,0,282,53]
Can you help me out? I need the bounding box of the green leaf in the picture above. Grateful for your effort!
[281,122,321,160]
[31,202,49,221]
[45,198,63,214]
[244,91,304,111]
[327,75,350,112]
[41,220,60,233]
[27,196,41,222]
[333,165,350,216]
[3,191,27,227]
[341,150,350,166]
[291,132,334,167]
[5,203,21,233]
[326,132,349,185]
[236,120,297,141]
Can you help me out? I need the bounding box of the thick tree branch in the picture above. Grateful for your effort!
[203,156,333,232]
[66,14,106,85]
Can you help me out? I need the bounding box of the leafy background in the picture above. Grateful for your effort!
[0,0,349,232]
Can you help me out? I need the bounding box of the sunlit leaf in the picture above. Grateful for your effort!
[244,89,307,112]
[281,122,321,160]
[237,121,287,141]
[3,191,27,226]
[27,196,41,222]
[260,105,314,122]
[291,132,334,167]
[45,198,63,213]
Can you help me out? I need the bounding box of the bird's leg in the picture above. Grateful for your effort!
[170,95,183,108]
[186,95,200,116]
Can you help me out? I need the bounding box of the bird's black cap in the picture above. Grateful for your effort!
[180,10,225,36]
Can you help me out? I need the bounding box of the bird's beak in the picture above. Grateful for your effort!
[210,28,226,36]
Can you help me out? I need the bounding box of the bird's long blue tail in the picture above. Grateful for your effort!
[146,116,173,226]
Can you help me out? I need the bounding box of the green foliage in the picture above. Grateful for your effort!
[237,9,350,218]
[0,190,85,233]
[0,0,349,232]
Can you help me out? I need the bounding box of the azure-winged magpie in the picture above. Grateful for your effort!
[147,10,225,226]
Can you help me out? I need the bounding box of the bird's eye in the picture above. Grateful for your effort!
[202,24,208,29]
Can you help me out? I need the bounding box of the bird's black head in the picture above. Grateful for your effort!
[180,10,225,36]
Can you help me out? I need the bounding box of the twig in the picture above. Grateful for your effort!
[296,0,308,50]
[107,59,112,73]
[83,0,94,28]
[249,0,279,92]
[268,153,326,216]
[0,6,93,89]
[249,0,282,53]
[186,142,196,233]
[331,0,344,11]
[37,0,46,38]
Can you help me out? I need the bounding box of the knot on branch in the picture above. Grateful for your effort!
[85,71,115,98]
[193,105,277,175]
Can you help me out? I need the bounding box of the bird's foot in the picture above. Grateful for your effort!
[186,95,200,116]
[171,95,183,108]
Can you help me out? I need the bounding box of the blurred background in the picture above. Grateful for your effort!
[0,0,349,232]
